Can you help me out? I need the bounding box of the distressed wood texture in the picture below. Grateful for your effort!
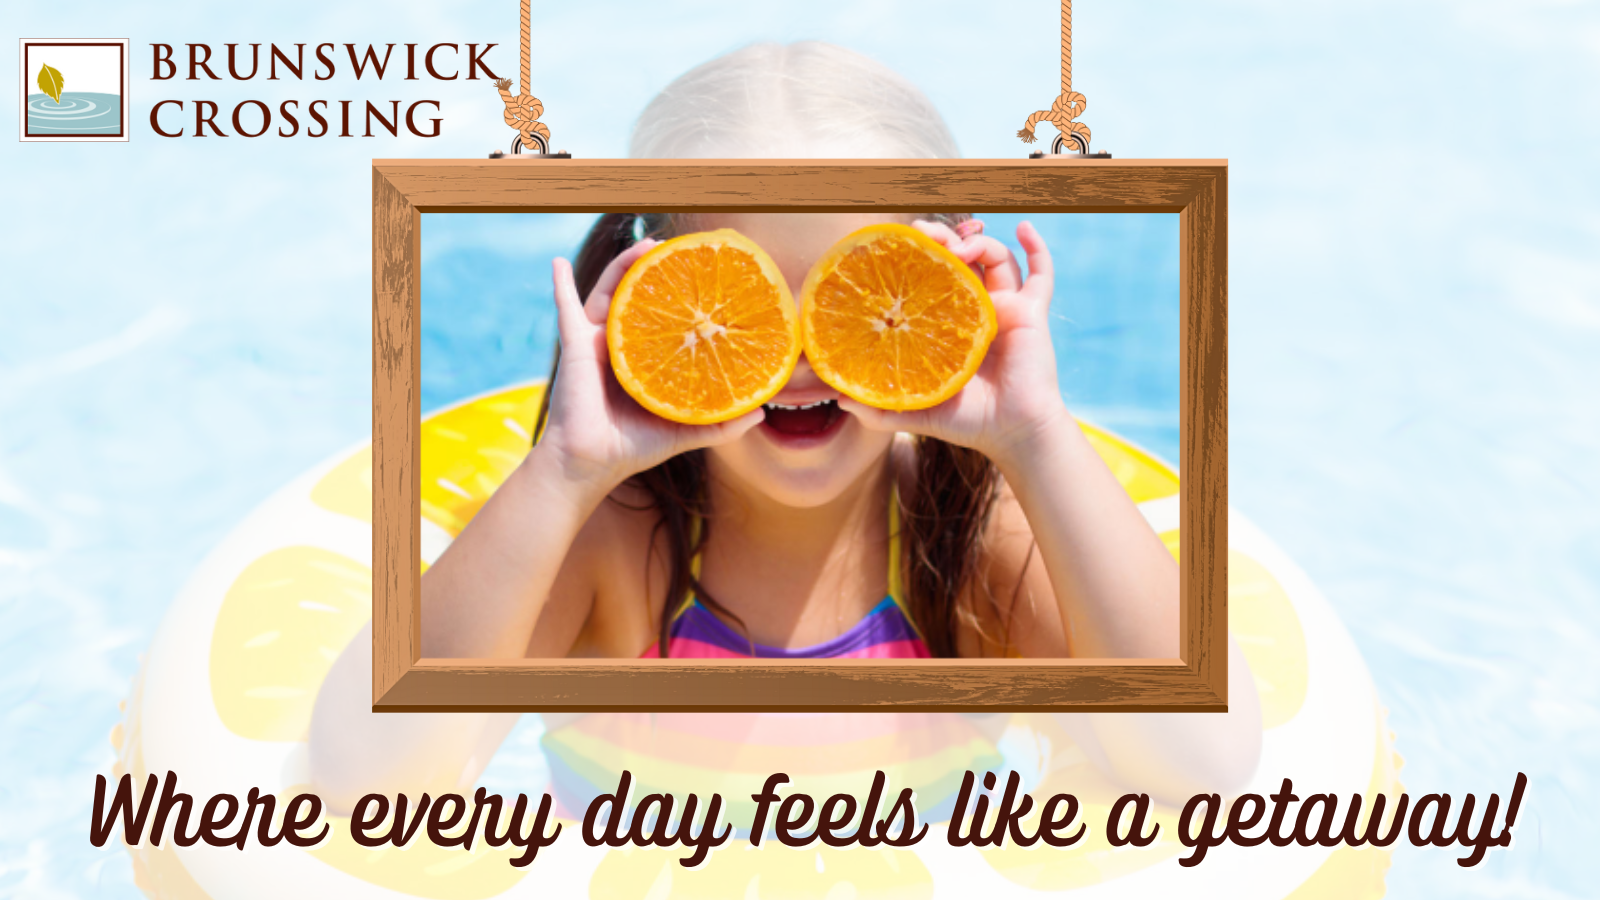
[371,167,422,703]
[375,659,1214,713]
[373,158,1223,213]
[1179,166,1229,705]
[370,159,1228,711]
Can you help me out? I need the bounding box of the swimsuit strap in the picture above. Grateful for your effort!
[887,483,903,605]
[886,482,926,643]
[666,517,703,624]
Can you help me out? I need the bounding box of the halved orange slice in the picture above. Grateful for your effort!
[800,223,996,411]
[607,229,802,424]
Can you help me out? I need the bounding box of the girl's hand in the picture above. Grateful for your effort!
[538,242,764,498]
[839,220,1071,468]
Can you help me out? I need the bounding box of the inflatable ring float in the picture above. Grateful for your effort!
[115,382,1402,899]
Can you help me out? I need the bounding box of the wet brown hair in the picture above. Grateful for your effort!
[533,212,1012,657]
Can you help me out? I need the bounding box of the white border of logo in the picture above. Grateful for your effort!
[19,38,132,143]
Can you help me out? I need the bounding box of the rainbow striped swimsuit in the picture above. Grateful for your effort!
[640,488,931,659]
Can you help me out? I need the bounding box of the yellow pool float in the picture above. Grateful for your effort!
[115,381,1401,899]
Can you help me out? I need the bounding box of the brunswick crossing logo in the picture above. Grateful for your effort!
[19,39,130,142]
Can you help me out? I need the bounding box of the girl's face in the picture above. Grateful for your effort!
[693,211,903,509]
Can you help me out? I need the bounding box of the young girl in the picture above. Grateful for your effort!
[311,41,1259,815]
[420,205,1178,661]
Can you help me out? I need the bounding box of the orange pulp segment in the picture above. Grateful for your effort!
[607,229,801,424]
[800,223,996,411]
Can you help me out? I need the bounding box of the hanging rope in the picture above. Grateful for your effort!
[1017,0,1091,152]
[495,0,551,152]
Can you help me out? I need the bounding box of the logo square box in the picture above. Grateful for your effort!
[20,39,130,142]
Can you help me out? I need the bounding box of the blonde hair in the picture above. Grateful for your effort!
[629,42,961,160]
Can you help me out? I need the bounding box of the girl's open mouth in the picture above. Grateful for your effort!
[760,399,845,444]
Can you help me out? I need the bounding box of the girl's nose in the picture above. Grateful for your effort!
[786,355,822,385]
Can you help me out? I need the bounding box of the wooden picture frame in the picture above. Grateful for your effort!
[372,158,1227,712]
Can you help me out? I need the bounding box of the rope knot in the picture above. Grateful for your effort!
[1017,92,1091,148]
[1051,91,1087,120]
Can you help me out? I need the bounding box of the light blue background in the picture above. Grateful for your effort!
[3,1,1598,897]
